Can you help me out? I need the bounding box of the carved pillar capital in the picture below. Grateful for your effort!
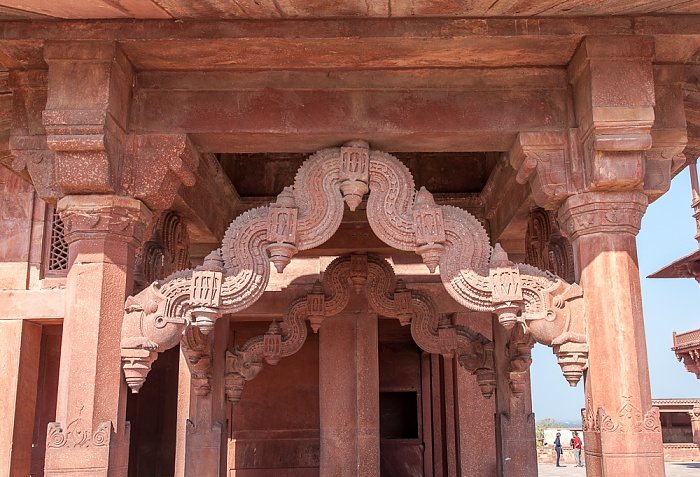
[57,194,152,247]
[558,191,648,240]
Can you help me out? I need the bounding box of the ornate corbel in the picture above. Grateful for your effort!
[339,140,370,211]
[121,281,188,392]
[128,134,200,210]
[189,250,224,335]
[306,280,326,333]
[412,187,446,273]
[474,343,497,399]
[489,244,524,330]
[225,297,309,404]
[552,341,589,387]
[643,64,688,200]
[266,187,299,273]
[393,279,413,326]
[181,326,213,396]
[507,324,536,398]
[509,132,573,210]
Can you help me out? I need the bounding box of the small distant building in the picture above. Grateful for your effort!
[654,399,700,462]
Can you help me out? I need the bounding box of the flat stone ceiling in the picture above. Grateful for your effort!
[218,151,498,198]
[0,0,698,20]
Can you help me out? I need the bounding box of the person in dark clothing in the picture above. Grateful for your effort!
[554,432,564,467]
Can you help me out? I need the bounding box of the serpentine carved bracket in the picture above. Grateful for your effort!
[224,252,496,404]
[121,140,587,394]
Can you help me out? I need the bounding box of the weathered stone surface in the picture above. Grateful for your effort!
[559,191,665,477]
[45,195,151,477]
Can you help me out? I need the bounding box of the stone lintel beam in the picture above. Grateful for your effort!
[569,35,655,192]
[131,87,568,154]
[0,289,65,321]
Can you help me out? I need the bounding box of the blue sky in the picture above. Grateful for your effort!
[531,167,700,423]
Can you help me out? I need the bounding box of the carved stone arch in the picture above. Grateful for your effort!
[121,140,588,393]
[224,252,497,404]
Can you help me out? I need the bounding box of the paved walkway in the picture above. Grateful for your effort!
[538,462,700,476]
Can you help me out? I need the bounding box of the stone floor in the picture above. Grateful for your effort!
[537,462,700,476]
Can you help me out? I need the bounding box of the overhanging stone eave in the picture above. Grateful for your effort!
[647,248,700,279]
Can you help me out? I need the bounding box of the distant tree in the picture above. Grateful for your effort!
[536,418,558,447]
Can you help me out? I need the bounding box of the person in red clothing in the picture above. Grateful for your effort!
[572,431,583,467]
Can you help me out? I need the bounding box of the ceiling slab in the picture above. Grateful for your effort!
[0,0,699,20]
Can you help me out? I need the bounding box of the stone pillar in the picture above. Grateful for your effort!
[454,313,496,477]
[319,312,379,477]
[690,405,700,448]
[44,195,151,477]
[493,315,537,477]
[181,318,228,477]
[0,320,42,477]
[559,191,664,477]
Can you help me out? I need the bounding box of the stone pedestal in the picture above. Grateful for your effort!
[492,316,537,477]
[559,191,665,477]
[44,195,151,477]
[0,320,42,477]
[319,312,379,477]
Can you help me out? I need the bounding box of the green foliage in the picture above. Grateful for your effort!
[536,418,557,447]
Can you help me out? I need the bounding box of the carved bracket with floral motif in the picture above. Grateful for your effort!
[224,252,497,404]
[121,141,586,393]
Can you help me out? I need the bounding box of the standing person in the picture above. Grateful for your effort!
[572,431,583,467]
[554,432,563,467]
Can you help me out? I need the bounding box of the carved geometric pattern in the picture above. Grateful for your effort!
[224,252,496,404]
[525,207,575,283]
[47,207,69,272]
[46,419,111,449]
[122,141,586,393]
[582,395,661,435]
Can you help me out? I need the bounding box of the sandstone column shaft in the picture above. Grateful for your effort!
[0,320,42,477]
[319,312,379,477]
[454,313,496,476]
[492,316,537,477]
[182,318,228,477]
[559,191,664,477]
[45,195,151,477]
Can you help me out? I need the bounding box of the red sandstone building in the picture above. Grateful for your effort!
[2,2,700,477]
